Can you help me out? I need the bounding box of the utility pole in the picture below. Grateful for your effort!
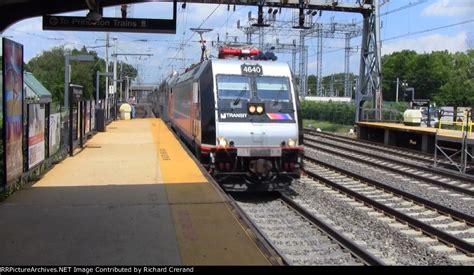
[113,37,118,120]
[105,33,110,119]
[112,52,153,99]
[344,33,351,97]
[125,76,130,100]
[291,43,297,75]
[374,0,383,120]
[96,33,111,119]
[330,74,335,97]
[299,30,306,99]
[119,62,123,102]
[316,26,323,96]
[396,77,399,102]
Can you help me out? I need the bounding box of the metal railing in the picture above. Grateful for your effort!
[438,110,473,133]
[434,110,473,175]
[361,108,403,123]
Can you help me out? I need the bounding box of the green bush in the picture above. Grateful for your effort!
[301,101,356,125]
[303,120,353,133]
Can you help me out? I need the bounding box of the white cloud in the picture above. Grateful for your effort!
[5,17,42,34]
[422,0,474,17]
[178,4,229,28]
[382,32,468,55]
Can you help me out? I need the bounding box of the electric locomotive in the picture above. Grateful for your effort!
[157,47,303,191]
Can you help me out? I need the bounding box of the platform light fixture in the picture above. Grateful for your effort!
[85,0,102,23]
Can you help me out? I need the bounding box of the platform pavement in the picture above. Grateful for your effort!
[0,119,270,265]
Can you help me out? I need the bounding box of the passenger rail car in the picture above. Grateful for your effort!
[155,56,303,191]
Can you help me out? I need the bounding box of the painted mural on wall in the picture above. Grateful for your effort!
[85,101,90,134]
[3,38,23,182]
[91,100,96,131]
[0,38,3,185]
[0,38,3,132]
[28,104,45,168]
[73,104,78,141]
[49,112,61,155]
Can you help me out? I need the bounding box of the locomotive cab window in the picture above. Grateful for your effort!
[216,75,251,100]
[255,76,291,101]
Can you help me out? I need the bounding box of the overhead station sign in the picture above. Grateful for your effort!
[42,1,176,34]
[43,16,176,34]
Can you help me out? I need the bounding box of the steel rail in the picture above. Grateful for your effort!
[228,193,291,266]
[303,156,474,255]
[278,192,385,266]
[304,129,433,164]
[304,128,474,182]
[304,140,474,197]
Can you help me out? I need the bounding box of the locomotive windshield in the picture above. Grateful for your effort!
[216,75,251,100]
[255,76,291,101]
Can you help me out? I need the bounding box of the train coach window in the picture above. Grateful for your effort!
[256,77,291,101]
[216,75,251,100]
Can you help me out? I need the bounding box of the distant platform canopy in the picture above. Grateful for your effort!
[130,85,158,91]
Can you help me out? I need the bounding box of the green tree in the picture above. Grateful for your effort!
[26,46,137,105]
[381,50,417,102]
[69,46,105,100]
[25,47,66,103]
[409,51,452,100]
[380,50,471,105]
[435,50,474,107]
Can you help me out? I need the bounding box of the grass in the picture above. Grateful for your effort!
[303,120,354,134]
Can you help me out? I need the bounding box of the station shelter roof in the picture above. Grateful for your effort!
[24,72,52,104]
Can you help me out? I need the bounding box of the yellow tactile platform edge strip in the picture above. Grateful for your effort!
[358,122,437,134]
[150,119,207,183]
[150,119,270,265]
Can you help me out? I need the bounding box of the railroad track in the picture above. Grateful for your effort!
[304,128,434,165]
[302,156,474,260]
[304,136,474,197]
[233,193,383,265]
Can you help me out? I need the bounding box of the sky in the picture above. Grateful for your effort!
[1,0,473,84]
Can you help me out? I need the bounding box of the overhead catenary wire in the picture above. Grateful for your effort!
[164,4,222,73]
[308,18,474,58]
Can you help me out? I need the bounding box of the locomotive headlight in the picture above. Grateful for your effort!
[217,137,228,147]
[287,138,296,147]
[249,105,256,113]
[256,105,264,114]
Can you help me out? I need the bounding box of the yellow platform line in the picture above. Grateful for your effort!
[358,122,438,134]
[150,119,207,184]
[150,119,271,265]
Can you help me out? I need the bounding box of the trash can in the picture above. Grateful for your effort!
[119,103,132,120]
[96,108,106,132]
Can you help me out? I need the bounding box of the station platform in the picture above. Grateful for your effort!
[357,122,438,153]
[0,119,271,265]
